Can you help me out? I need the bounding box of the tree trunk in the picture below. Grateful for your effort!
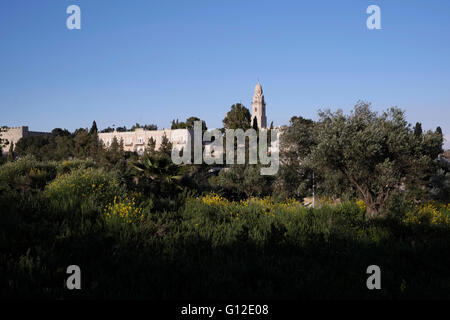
[366,204,379,219]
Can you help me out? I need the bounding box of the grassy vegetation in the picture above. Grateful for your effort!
[1,105,449,299]
[1,157,450,299]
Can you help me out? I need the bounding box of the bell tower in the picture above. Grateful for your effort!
[251,81,267,129]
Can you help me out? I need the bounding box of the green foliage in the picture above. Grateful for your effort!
[171,119,186,129]
[143,124,158,131]
[252,117,258,131]
[131,123,158,131]
[429,159,450,202]
[414,122,422,137]
[186,117,207,131]
[0,126,8,156]
[146,137,156,156]
[223,103,251,130]
[7,142,15,162]
[276,116,317,199]
[0,155,57,190]
[210,165,274,199]
[44,167,125,213]
[89,121,98,135]
[1,161,450,299]
[158,134,172,156]
[100,127,114,133]
[132,154,182,198]
[1,107,449,299]
[310,102,443,218]
[14,127,103,161]
[103,136,125,167]
[56,158,97,175]
[171,117,207,131]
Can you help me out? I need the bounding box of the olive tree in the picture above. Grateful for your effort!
[310,101,442,218]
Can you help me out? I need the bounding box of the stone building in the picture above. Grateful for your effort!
[98,128,190,155]
[0,126,49,155]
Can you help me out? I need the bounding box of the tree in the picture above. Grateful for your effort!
[429,159,450,202]
[276,116,318,199]
[252,117,259,131]
[223,103,251,130]
[100,127,114,133]
[132,154,182,196]
[52,128,71,137]
[210,164,274,199]
[7,142,14,161]
[103,136,125,167]
[143,124,157,131]
[146,137,156,155]
[131,123,141,131]
[73,128,92,158]
[158,134,173,156]
[310,101,442,218]
[186,117,207,131]
[414,122,422,137]
[0,126,8,157]
[89,121,98,135]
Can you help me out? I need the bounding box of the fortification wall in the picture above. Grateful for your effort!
[0,126,27,154]
[0,126,50,155]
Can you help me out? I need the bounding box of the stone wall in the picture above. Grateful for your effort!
[0,126,49,155]
[98,128,191,155]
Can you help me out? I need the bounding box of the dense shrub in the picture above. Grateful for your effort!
[103,195,144,233]
[0,156,57,190]
[404,201,450,226]
[2,159,450,299]
[56,158,97,176]
[44,167,125,214]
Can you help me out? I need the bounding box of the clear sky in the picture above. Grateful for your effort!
[1,0,449,148]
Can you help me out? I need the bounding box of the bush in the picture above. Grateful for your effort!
[56,158,97,176]
[404,201,450,226]
[3,159,450,299]
[103,196,144,231]
[44,167,125,214]
[180,194,368,247]
[0,155,57,190]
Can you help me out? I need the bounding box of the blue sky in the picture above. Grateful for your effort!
[1,0,449,148]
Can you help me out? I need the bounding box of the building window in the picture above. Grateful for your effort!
[137,137,144,144]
